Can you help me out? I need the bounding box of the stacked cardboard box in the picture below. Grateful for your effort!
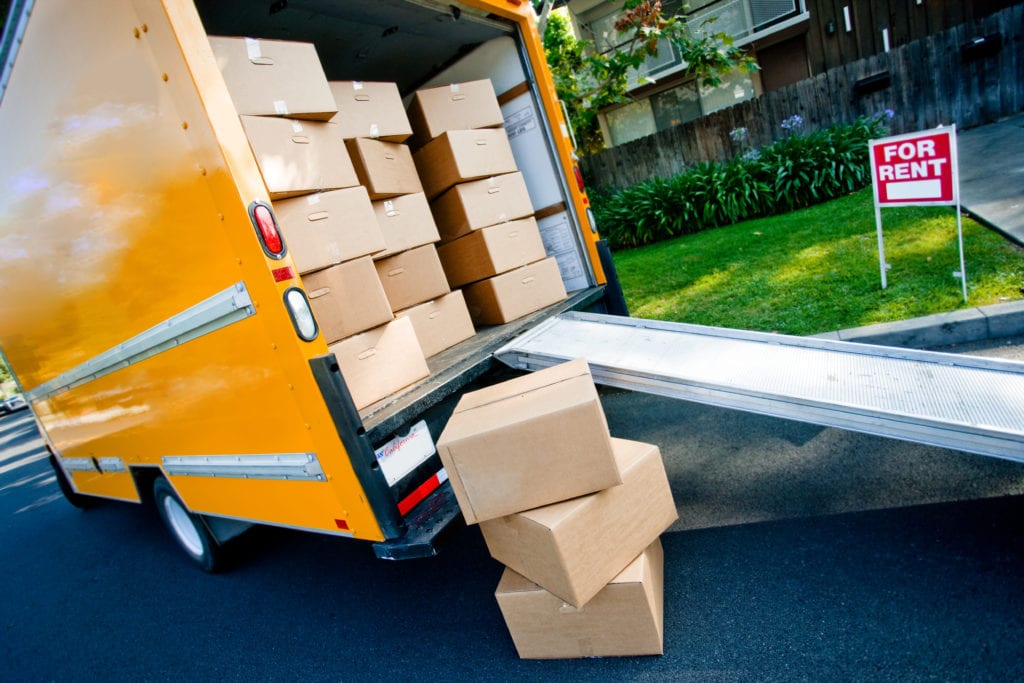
[409,80,567,326]
[329,80,476,359]
[212,38,430,409]
[436,359,678,659]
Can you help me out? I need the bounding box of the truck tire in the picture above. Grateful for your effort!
[153,477,223,572]
[49,455,101,509]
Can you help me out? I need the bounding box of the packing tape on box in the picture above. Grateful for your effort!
[306,194,321,205]
[369,123,380,138]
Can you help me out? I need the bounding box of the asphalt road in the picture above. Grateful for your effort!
[3,341,1024,681]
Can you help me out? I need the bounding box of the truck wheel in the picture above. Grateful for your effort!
[49,455,101,509]
[153,477,222,572]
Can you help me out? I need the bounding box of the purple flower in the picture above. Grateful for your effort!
[780,114,804,131]
[729,127,748,143]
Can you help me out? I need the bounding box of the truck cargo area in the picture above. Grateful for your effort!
[193,0,604,442]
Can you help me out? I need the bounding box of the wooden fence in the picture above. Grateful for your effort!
[579,4,1024,191]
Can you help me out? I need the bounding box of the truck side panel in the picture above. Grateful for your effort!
[0,0,387,539]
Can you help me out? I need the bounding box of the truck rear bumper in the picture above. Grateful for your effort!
[372,480,464,560]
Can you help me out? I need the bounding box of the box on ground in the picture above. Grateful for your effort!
[435,358,620,525]
[371,193,440,259]
[437,217,546,288]
[431,171,535,242]
[327,317,429,411]
[240,116,359,198]
[372,193,440,260]
[329,81,412,142]
[273,187,385,274]
[302,257,393,344]
[395,290,476,358]
[480,437,678,608]
[407,79,504,148]
[345,138,422,200]
[209,36,337,120]
[374,244,450,313]
[495,539,665,660]
[461,257,567,325]
[413,129,517,200]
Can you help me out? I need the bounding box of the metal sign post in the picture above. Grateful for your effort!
[869,126,966,301]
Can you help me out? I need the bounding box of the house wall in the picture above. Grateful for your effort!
[579,4,1023,190]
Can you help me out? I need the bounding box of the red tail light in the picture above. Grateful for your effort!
[248,201,286,259]
[573,166,586,193]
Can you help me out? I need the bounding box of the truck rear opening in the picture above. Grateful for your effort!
[0,0,614,565]
[191,0,608,527]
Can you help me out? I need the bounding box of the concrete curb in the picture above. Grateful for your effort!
[813,299,1024,348]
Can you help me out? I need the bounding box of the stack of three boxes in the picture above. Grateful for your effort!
[436,359,678,659]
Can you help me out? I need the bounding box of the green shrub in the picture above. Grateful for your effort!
[593,114,891,249]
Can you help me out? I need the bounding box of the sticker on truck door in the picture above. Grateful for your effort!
[374,420,436,486]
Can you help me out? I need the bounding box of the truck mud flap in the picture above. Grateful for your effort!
[372,480,464,560]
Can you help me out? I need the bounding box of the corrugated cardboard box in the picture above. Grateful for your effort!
[435,358,621,525]
[407,79,504,148]
[495,539,665,659]
[437,217,546,288]
[479,438,678,608]
[374,244,450,313]
[461,257,567,325]
[209,37,337,120]
[431,172,535,242]
[372,193,441,260]
[345,138,422,200]
[329,81,412,142]
[412,129,517,200]
[240,116,359,198]
[302,257,393,344]
[327,317,430,411]
[395,290,476,358]
[273,187,385,274]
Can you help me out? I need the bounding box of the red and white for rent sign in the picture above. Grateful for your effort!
[870,128,958,206]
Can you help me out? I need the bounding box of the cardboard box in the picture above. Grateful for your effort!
[327,317,430,411]
[437,217,546,288]
[345,138,422,200]
[273,187,385,274]
[329,81,412,142]
[240,116,359,199]
[435,358,620,525]
[461,257,567,325]
[372,193,441,260]
[302,257,393,344]
[480,438,678,608]
[431,172,535,242]
[374,244,450,313]
[495,539,665,659]
[413,129,517,200]
[395,290,476,358]
[407,79,504,148]
[209,37,337,120]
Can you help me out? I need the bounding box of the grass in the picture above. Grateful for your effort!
[611,187,1024,336]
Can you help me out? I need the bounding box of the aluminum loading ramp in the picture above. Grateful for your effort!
[494,312,1024,462]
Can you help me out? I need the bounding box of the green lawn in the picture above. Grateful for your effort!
[611,188,1024,336]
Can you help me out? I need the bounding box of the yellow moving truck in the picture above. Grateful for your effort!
[0,0,622,568]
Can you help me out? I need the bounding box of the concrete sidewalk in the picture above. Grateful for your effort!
[958,113,1024,246]
[816,298,1024,349]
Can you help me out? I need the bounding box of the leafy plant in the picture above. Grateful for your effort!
[537,1,757,156]
[594,114,891,248]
